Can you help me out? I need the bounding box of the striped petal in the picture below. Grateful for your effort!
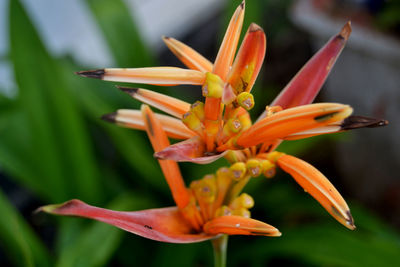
[77,67,205,86]
[227,23,266,94]
[276,154,355,230]
[102,110,195,140]
[163,36,213,72]
[39,200,214,243]
[256,22,351,122]
[237,103,352,147]
[118,86,190,118]
[203,215,281,236]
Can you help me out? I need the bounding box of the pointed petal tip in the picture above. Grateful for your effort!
[240,1,245,9]
[249,23,263,33]
[101,112,117,123]
[162,35,170,40]
[345,210,356,230]
[340,21,352,40]
[75,69,105,79]
[341,116,388,130]
[117,85,138,95]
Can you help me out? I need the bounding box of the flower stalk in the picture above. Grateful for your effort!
[212,235,228,267]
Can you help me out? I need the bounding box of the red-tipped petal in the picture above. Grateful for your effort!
[39,200,214,243]
[227,23,266,94]
[276,154,355,230]
[154,137,228,164]
[269,22,351,111]
[203,215,281,236]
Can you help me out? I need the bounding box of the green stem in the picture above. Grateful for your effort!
[211,234,228,267]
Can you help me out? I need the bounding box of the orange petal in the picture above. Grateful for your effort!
[118,86,190,118]
[237,103,353,147]
[227,23,266,94]
[283,115,388,140]
[102,110,195,140]
[77,67,205,86]
[276,154,355,230]
[163,36,213,72]
[141,105,190,209]
[213,1,245,80]
[203,215,281,236]
[269,22,351,111]
[39,200,214,243]
[154,137,228,164]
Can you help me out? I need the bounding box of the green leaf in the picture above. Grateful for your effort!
[55,193,153,267]
[0,189,52,267]
[84,0,154,67]
[9,0,102,202]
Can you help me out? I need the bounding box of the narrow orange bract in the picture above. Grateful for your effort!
[141,105,190,209]
[163,36,213,72]
[276,154,355,230]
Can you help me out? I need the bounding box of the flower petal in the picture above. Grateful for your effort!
[203,215,281,236]
[163,36,213,72]
[118,86,190,118]
[102,109,195,140]
[141,105,190,209]
[283,115,388,140]
[154,137,228,164]
[77,67,205,86]
[227,23,266,94]
[213,1,245,80]
[276,154,355,230]
[237,103,352,147]
[262,22,351,118]
[39,200,214,243]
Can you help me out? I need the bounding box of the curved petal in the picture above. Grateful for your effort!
[203,215,281,236]
[118,86,190,118]
[276,154,355,230]
[163,36,213,72]
[77,67,205,86]
[154,137,228,164]
[39,200,215,243]
[256,22,351,122]
[102,109,195,140]
[237,103,352,147]
[227,23,266,94]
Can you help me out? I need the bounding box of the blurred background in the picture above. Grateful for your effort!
[0,0,399,266]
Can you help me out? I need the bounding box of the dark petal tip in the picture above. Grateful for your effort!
[101,112,117,123]
[76,69,105,79]
[240,1,245,9]
[116,86,138,95]
[341,116,389,130]
[346,210,356,229]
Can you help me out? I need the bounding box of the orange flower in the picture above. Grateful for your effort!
[76,1,387,229]
[40,105,281,243]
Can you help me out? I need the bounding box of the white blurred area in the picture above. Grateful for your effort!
[0,0,225,96]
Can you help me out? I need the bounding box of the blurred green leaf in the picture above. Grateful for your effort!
[55,193,153,267]
[9,0,102,202]
[0,189,52,267]
[84,0,154,67]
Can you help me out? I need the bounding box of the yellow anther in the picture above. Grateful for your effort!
[261,160,276,178]
[229,162,247,181]
[182,111,203,133]
[267,151,284,163]
[265,105,283,117]
[238,111,252,131]
[202,72,224,98]
[230,193,254,209]
[237,92,255,110]
[215,206,232,217]
[199,175,217,203]
[191,101,205,121]
[246,159,261,177]
[227,118,242,133]
[232,208,251,218]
